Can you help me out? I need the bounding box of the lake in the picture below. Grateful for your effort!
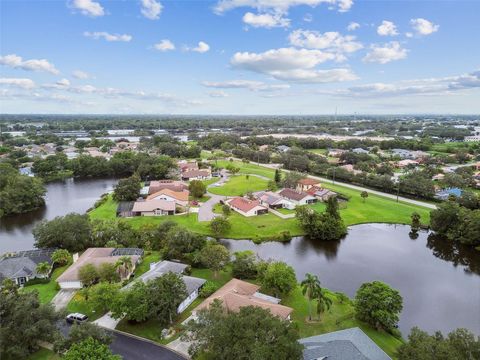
[221,223,480,336]
[0,178,117,253]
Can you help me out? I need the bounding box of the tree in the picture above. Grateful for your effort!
[54,322,113,354]
[411,212,421,233]
[222,204,231,217]
[301,273,321,321]
[398,327,480,360]
[189,180,206,199]
[115,255,133,279]
[316,288,333,320]
[88,282,120,313]
[33,213,92,252]
[79,263,99,287]
[209,216,231,238]
[325,196,341,220]
[165,227,206,259]
[184,301,303,360]
[361,191,369,203]
[232,250,258,279]
[274,168,282,184]
[111,281,151,322]
[36,262,51,277]
[98,262,120,283]
[296,205,347,242]
[354,281,403,331]
[335,292,350,304]
[113,174,141,202]
[51,249,70,266]
[200,242,230,278]
[63,338,120,360]
[261,261,297,297]
[0,287,59,359]
[281,171,303,189]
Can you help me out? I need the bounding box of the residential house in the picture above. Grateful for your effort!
[193,279,293,320]
[352,147,369,154]
[306,187,337,201]
[181,169,212,181]
[144,180,189,196]
[397,159,420,168]
[278,188,316,205]
[132,200,176,216]
[296,178,321,192]
[259,145,269,151]
[432,173,445,181]
[299,327,391,360]
[252,191,294,210]
[328,149,346,157]
[276,145,290,153]
[391,148,414,159]
[178,161,199,173]
[340,164,362,175]
[224,197,269,217]
[0,249,55,286]
[147,188,190,207]
[116,201,135,217]
[123,260,205,313]
[57,248,143,289]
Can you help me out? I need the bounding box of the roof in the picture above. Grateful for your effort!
[148,180,188,194]
[253,191,284,205]
[132,200,176,212]
[0,249,54,281]
[57,248,142,283]
[298,178,320,186]
[147,188,189,202]
[227,197,266,213]
[299,328,392,360]
[194,279,293,319]
[279,188,311,201]
[181,169,210,178]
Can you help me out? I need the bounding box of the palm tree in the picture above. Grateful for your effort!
[36,262,51,278]
[115,256,133,279]
[316,288,333,321]
[51,249,70,266]
[301,273,321,321]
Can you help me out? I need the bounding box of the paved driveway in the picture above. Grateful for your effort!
[198,170,229,222]
[51,289,76,311]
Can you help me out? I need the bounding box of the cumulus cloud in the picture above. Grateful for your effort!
[214,0,354,14]
[347,22,360,31]
[84,31,132,42]
[288,30,363,55]
[208,90,229,97]
[202,79,290,91]
[140,0,162,20]
[188,41,210,53]
[42,78,71,90]
[70,0,105,17]
[0,78,36,89]
[243,12,290,28]
[377,20,398,36]
[0,54,59,74]
[231,47,357,83]
[72,70,91,79]
[410,18,439,36]
[363,41,408,64]
[154,39,175,52]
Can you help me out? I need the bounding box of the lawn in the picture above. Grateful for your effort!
[134,251,162,277]
[208,175,270,196]
[276,207,296,215]
[66,292,104,322]
[27,348,59,360]
[215,159,275,179]
[282,286,403,359]
[22,263,70,304]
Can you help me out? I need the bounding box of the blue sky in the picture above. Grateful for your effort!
[0,0,479,114]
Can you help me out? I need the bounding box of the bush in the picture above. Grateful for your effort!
[199,281,219,298]
[24,277,50,286]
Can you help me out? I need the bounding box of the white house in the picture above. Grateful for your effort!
[224,197,269,217]
[278,188,316,206]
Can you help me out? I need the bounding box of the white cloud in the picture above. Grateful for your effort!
[0,54,59,74]
[154,39,175,52]
[0,78,36,89]
[410,18,439,36]
[70,0,105,17]
[377,20,398,36]
[363,41,408,64]
[84,31,132,42]
[242,12,290,28]
[214,0,354,14]
[72,70,91,79]
[43,78,71,90]
[288,30,363,54]
[190,41,210,53]
[208,90,229,97]
[303,13,313,22]
[347,22,360,31]
[140,0,163,20]
[202,79,290,91]
[231,47,357,83]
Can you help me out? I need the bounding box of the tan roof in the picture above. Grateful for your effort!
[181,169,210,178]
[227,197,266,213]
[132,200,176,212]
[279,188,311,201]
[298,178,320,186]
[148,181,188,194]
[57,248,141,283]
[194,279,293,319]
[147,188,189,201]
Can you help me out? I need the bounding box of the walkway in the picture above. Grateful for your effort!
[197,169,229,222]
[51,289,76,311]
[93,312,121,329]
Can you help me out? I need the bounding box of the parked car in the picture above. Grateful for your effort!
[65,313,88,324]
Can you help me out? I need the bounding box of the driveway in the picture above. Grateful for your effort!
[198,169,229,222]
[51,289,76,311]
[93,312,121,329]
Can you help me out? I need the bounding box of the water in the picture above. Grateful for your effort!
[0,178,117,253]
[221,223,480,336]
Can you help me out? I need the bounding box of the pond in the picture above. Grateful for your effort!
[0,178,117,253]
[221,223,480,336]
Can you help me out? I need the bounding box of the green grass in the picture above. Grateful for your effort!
[22,264,70,304]
[283,286,403,359]
[27,348,59,360]
[208,175,270,196]
[190,266,233,288]
[216,160,275,179]
[276,207,296,215]
[201,178,219,187]
[66,292,104,321]
[308,202,327,213]
[134,251,162,277]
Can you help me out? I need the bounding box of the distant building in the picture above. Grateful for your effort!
[0,249,55,286]
[181,169,212,181]
[352,147,369,154]
[296,178,322,193]
[276,145,290,153]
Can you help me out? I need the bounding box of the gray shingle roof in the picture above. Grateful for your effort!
[299,328,392,360]
[0,249,54,281]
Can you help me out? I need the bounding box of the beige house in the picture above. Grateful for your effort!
[132,199,176,216]
[224,197,268,217]
[147,188,189,207]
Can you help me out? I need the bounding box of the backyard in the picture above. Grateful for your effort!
[208,175,270,196]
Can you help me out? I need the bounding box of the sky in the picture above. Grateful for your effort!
[0,0,479,115]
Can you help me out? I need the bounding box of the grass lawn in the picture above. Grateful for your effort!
[66,292,104,322]
[201,178,219,187]
[216,160,276,179]
[276,207,296,215]
[27,348,59,360]
[208,175,270,196]
[22,263,70,304]
[283,286,403,359]
[134,251,162,277]
[309,202,327,213]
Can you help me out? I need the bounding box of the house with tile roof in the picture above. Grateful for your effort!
[296,178,322,192]
[146,180,189,195]
[132,199,176,216]
[224,197,268,217]
[147,188,190,206]
[252,191,295,210]
[278,188,316,206]
[193,278,293,320]
[0,249,55,286]
[181,169,212,181]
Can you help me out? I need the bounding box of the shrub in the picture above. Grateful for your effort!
[199,281,219,298]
